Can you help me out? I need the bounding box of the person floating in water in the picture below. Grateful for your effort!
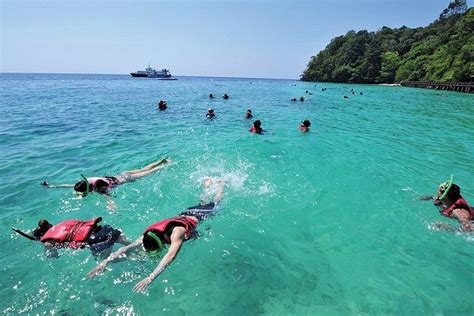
[223,94,229,99]
[87,177,226,292]
[299,120,311,132]
[250,120,264,134]
[13,217,129,257]
[42,158,171,198]
[421,176,473,232]
[291,97,297,102]
[206,108,215,118]
[245,109,253,119]
[209,93,215,99]
[158,100,167,111]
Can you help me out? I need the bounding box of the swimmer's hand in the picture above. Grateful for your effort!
[87,263,106,278]
[133,276,153,293]
[42,181,50,188]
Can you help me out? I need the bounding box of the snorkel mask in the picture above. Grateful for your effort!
[78,174,90,198]
[145,231,164,256]
[438,175,453,200]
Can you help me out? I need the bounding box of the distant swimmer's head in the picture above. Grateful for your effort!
[253,120,261,128]
[245,109,253,118]
[302,120,311,127]
[33,219,53,239]
[143,230,165,255]
[438,175,460,201]
[209,93,214,98]
[223,94,229,99]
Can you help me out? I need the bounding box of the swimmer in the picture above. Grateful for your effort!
[299,120,311,132]
[300,96,305,102]
[87,178,226,292]
[42,158,171,198]
[206,108,215,118]
[344,96,349,99]
[421,176,473,232]
[250,120,264,134]
[291,97,297,102]
[158,100,167,111]
[245,109,253,119]
[223,94,229,99]
[209,93,215,99]
[13,217,129,257]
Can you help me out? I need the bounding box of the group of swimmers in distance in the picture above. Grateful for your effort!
[12,86,472,295]
[159,93,312,134]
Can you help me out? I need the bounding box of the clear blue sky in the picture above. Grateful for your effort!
[1,0,471,79]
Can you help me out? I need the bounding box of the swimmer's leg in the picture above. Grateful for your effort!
[116,234,130,246]
[117,159,171,184]
[125,158,169,174]
[213,180,226,204]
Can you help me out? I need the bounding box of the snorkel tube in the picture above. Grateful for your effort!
[79,174,90,198]
[12,228,37,241]
[438,175,453,200]
[146,231,164,255]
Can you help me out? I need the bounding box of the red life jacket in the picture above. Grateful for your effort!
[40,218,101,248]
[441,196,474,219]
[143,216,198,244]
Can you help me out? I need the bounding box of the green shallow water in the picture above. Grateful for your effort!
[0,73,473,315]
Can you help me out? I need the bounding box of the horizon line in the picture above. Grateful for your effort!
[0,71,299,81]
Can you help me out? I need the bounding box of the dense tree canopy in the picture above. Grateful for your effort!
[301,2,473,83]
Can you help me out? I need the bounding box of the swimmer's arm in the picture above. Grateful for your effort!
[133,228,185,292]
[44,242,59,258]
[102,194,117,212]
[87,238,142,278]
[42,181,75,189]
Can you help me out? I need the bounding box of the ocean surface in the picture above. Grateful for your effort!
[0,73,473,315]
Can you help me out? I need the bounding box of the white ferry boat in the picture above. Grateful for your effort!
[130,66,176,79]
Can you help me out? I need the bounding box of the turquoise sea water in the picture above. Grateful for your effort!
[0,73,473,315]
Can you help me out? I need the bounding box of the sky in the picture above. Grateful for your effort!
[1,0,471,79]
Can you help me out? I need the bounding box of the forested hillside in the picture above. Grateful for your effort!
[301,1,473,83]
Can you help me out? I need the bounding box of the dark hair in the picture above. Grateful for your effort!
[446,183,461,200]
[254,120,261,128]
[303,120,311,127]
[143,231,163,251]
[74,180,88,192]
[33,219,52,239]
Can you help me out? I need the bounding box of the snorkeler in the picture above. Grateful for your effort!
[206,108,215,118]
[42,158,171,197]
[299,120,311,132]
[421,176,473,232]
[87,177,226,292]
[245,109,253,119]
[250,120,264,134]
[158,100,167,111]
[13,217,129,257]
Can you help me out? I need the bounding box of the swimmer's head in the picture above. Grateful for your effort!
[302,120,311,127]
[253,120,261,128]
[74,181,88,193]
[208,108,214,113]
[437,175,458,200]
[33,219,53,239]
[143,231,164,255]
